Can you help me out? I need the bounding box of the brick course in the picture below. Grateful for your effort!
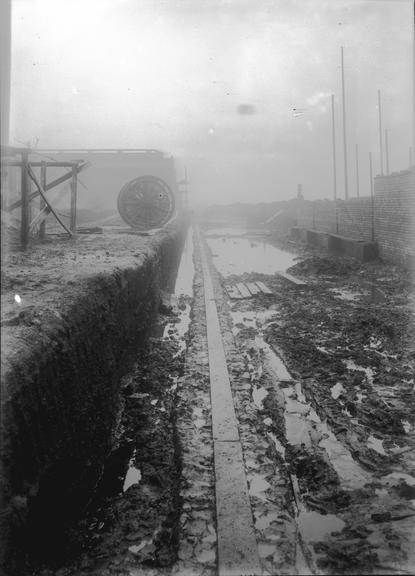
[296,167,415,267]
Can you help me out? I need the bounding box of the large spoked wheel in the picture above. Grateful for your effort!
[117,175,175,230]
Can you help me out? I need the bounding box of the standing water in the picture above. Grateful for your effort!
[206,236,296,276]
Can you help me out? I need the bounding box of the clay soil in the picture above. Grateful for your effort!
[214,235,415,575]
[2,226,415,575]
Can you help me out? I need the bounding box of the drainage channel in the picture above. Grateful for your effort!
[197,227,262,576]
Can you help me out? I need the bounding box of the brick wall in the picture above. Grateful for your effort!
[296,167,415,267]
[374,168,415,266]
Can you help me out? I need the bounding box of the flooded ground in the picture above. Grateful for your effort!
[32,223,414,575]
[210,226,415,574]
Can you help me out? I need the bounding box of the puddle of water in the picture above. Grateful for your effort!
[253,385,268,409]
[162,229,195,355]
[231,309,277,332]
[329,288,362,301]
[331,382,344,400]
[381,472,415,487]
[344,359,374,385]
[249,475,272,500]
[316,346,329,354]
[367,435,386,455]
[318,425,371,489]
[255,511,280,531]
[123,453,142,492]
[297,510,345,542]
[206,236,296,276]
[269,432,286,458]
[205,226,247,237]
[255,336,293,381]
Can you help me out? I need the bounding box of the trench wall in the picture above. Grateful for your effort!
[0,222,186,572]
[295,167,415,267]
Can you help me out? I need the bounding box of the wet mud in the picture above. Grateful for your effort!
[210,231,415,575]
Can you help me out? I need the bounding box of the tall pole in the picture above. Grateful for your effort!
[331,95,337,201]
[378,89,384,175]
[369,151,375,241]
[355,143,360,198]
[385,129,390,175]
[410,146,413,167]
[331,94,339,234]
[341,47,349,200]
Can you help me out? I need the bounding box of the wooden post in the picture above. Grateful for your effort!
[369,151,375,242]
[341,47,349,200]
[70,163,78,233]
[355,143,360,198]
[20,150,29,248]
[410,146,413,167]
[39,161,46,238]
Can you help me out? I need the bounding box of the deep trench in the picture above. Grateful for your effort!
[1,221,190,576]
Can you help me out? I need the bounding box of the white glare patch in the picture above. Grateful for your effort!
[208,127,215,135]
[14,294,22,304]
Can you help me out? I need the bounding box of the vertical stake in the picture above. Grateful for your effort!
[369,152,375,242]
[410,146,413,167]
[70,163,78,233]
[20,150,29,248]
[355,143,360,197]
[378,89,384,175]
[39,161,46,238]
[341,47,349,200]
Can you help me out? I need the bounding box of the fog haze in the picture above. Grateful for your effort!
[10,0,413,204]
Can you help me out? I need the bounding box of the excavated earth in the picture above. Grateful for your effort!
[0,221,188,576]
[2,222,415,576]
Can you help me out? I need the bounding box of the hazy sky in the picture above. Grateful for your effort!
[10,0,413,204]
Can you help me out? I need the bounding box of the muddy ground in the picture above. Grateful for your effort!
[2,224,415,575]
[213,233,415,575]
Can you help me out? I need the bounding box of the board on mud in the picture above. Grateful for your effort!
[254,281,273,295]
[236,283,252,298]
[225,285,244,299]
[276,270,306,286]
[226,281,273,299]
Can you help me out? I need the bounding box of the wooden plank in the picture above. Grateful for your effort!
[6,161,88,212]
[30,183,70,233]
[199,233,240,441]
[236,282,252,298]
[39,161,47,239]
[255,281,273,295]
[27,166,73,236]
[276,270,306,286]
[215,441,262,576]
[20,151,29,248]
[225,285,243,300]
[246,282,261,295]
[70,167,78,232]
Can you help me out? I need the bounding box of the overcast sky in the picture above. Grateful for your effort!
[10,0,413,205]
